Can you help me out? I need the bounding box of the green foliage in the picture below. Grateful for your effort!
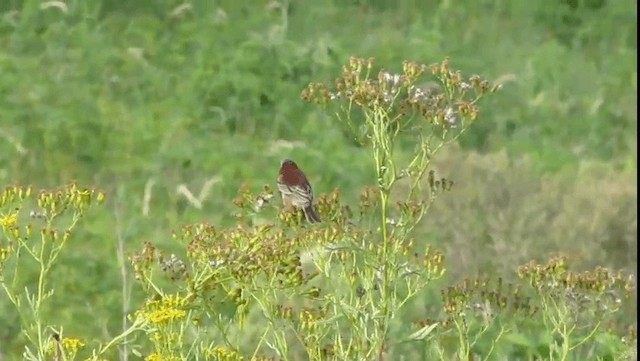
[418,145,638,278]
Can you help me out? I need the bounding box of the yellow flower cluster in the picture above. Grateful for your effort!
[146,308,186,324]
[47,337,85,357]
[146,353,181,361]
[0,212,17,231]
[62,338,85,353]
[146,354,162,361]
[138,294,188,325]
[209,346,243,361]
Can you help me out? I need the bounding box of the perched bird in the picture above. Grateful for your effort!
[277,159,321,223]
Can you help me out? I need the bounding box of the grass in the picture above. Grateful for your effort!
[0,0,637,360]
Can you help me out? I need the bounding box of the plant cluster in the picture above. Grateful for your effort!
[1,57,635,361]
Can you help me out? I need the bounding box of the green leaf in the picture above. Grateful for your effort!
[406,322,439,342]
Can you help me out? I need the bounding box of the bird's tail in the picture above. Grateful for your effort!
[303,205,321,223]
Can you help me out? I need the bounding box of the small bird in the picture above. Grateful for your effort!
[277,159,321,223]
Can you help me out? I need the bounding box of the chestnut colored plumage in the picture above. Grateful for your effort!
[277,159,321,223]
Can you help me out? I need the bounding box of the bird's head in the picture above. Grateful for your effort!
[280,159,298,169]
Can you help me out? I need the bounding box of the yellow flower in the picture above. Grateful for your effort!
[46,336,85,357]
[62,337,85,353]
[162,294,188,308]
[146,353,162,361]
[137,293,189,325]
[146,308,186,324]
[0,212,18,231]
[146,353,181,361]
[209,346,243,361]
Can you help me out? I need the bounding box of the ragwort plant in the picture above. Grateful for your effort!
[432,255,636,360]
[128,56,498,360]
[0,184,153,361]
[301,57,499,359]
[0,184,98,360]
[1,184,121,360]
[517,256,636,360]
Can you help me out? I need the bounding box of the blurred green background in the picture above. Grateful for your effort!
[0,0,636,358]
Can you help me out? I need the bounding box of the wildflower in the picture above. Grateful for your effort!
[0,212,18,231]
[146,308,186,324]
[146,354,161,361]
[137,294,188,325]
[379,71,402,93]
[29,210,46,219]
[159,253,188,280]
[47,335,85,357]
[146,353,181,361]
[62,338,85,353]
[210,346,243,361]
[254,193,273,211]
[444,106,457,127]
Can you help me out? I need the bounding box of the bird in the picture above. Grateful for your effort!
[277,159,321,223]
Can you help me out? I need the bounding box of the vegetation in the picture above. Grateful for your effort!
[0,0,636,360]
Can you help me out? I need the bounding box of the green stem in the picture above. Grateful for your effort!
[95,318,145,358]
[35,224,49,360]
[560,322,569,361]
[370,108,393,361]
